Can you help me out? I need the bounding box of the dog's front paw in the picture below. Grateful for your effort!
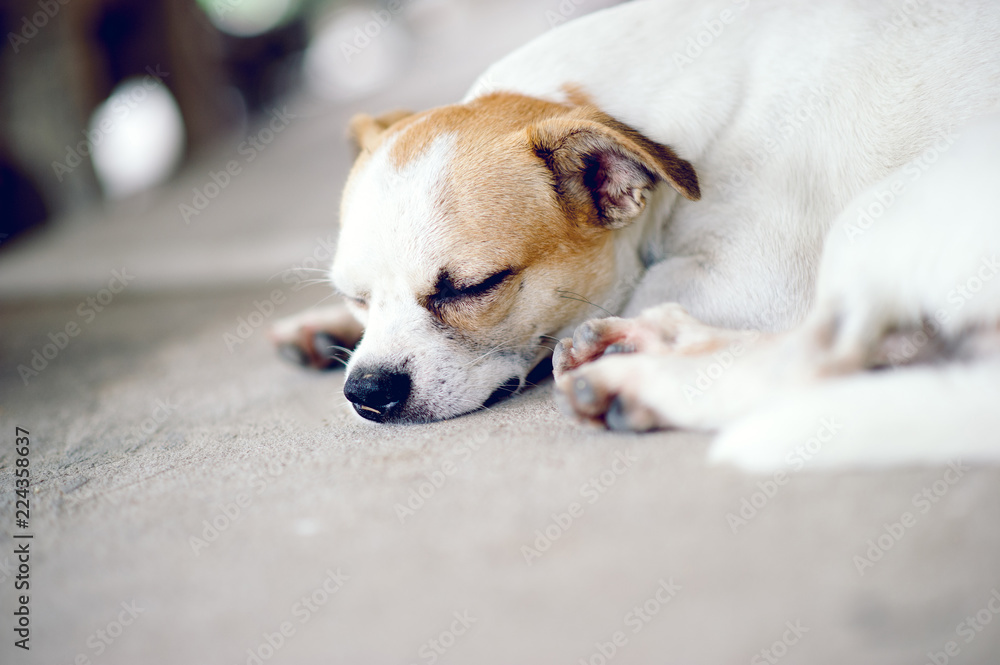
[554,355,670,432]
[553,316,648,377]
[268,305,364,370]
[553,303,761,378]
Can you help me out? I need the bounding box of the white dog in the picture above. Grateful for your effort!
[272,0,1000,467]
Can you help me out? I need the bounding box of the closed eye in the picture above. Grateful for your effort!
[333,287,368,309]
[428,268,515,309]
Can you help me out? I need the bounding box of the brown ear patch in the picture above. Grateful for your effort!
[528,108,699,229]
[348,109,415,152]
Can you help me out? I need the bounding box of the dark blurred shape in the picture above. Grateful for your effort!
[81,0,233,160]
[0,148,48,247]
[221,19,310,113]
[0,0,312,227]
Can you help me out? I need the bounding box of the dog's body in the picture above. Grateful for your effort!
[468,0,1000,329]
[556,111,1000,469]
[273,0,1000,466]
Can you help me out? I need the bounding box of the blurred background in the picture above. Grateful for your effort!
[0,0,623,297]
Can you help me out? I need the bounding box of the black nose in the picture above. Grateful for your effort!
[344,368,411,422]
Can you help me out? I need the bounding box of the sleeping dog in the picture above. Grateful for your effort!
[271,0,1000,467]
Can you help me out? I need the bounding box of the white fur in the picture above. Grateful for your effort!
[556,113,1000,469]
[471,0,1000,329]
[708,113,1000,470]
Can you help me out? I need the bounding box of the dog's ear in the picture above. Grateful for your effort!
[348,109,414,153]
[528,112,699,229]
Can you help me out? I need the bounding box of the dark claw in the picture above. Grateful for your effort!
[573,321,602,349]
[552,338,572,371]
[604,395,631,431]
[603,343,635,355]
[571,376,599,409]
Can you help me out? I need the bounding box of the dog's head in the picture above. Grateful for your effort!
[331,92,699,423]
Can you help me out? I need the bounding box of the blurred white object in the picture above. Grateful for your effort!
[200,0,297,38]
[88,77,186,200]
[303,5,411,102]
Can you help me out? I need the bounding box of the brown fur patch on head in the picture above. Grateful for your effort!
[348,109,415,153]
[344,91,698,341]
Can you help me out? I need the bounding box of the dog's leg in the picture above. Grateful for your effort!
[269,304,364,370]
[553,294,996,434]
[553,303,801,430]
[552,302,762,376]
[553,304,876,432]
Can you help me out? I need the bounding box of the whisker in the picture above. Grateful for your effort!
[309,291,346,308]
[461,336,522,368]
[450,396,499,415]
[265,267,332,283]
[292,279,336,287]
[556,289,614,318]
[324,356,351,369]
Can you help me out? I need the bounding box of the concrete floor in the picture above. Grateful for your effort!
[3,1,1000,663]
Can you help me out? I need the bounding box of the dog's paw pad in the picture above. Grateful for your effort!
[553,317,637,376]
[555,357,668,432]
[269,324,355,371]
[604,395,661,432]
[603,343,636,355]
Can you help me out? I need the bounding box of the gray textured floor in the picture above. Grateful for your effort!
[3,289,1000,664]
[3,1,1000,663]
